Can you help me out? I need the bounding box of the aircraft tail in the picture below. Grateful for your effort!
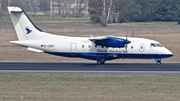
[8,7,43,41]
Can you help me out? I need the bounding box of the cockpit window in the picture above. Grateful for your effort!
[150,43,156,47]
[156,44,163,47]
[150,43,163,47]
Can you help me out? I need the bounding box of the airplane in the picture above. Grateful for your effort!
[7,7,173,65]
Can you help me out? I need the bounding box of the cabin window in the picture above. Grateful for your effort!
[89,45,91,48]
[141,46,143,49]
[95,45,97,48]
[131,46,133,49]
[82,45,84,48]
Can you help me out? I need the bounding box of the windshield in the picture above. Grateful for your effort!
[156,44,163,47]
[150,43,163,47]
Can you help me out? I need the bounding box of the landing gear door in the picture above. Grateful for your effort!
[139,44,145,52]
[70,43,76,55]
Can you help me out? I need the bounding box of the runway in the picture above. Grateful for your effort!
[0,62,180,75]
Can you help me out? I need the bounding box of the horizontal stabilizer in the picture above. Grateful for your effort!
[27,47,43,52]
[9,7,23,12]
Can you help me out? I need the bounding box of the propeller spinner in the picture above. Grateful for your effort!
[124,36,131,52]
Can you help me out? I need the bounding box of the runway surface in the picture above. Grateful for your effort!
[0,62,180,75]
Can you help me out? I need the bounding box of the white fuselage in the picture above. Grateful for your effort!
[11,33,173,61]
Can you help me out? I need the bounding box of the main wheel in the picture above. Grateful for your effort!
[157,61,161,65]
[97,59,102,65]
[102,60,106,64]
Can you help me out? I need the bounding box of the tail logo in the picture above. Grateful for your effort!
[25,27,32,34]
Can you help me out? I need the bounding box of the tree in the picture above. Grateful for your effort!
[112,0,128,23]
[1,0,8,13]
[176,0,180,24]
[89,0,113,26]
[39,0,49,12]
[154,0,179,21]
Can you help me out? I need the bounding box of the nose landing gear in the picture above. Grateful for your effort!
[157,61,161,65]
[155,58,161,65]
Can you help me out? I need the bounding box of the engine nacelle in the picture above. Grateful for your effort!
[95,36,130,48]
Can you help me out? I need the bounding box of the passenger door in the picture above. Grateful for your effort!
[70,43,76,55]
[139,44,145,52]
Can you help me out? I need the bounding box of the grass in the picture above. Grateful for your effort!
[0,15,94,28]
[0,74,180,101]
[1,14,180,28]
[109,21,180,28]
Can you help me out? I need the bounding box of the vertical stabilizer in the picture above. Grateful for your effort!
[8,7,43,41]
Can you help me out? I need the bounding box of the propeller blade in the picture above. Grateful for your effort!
[126,30,127,51]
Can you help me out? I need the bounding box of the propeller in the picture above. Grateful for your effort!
[124,30,131,53]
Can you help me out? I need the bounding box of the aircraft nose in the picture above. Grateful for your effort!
[165,48,173,57]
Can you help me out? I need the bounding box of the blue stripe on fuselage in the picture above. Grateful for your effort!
[45,52,173,60]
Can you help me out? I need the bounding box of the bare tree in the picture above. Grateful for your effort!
[106,0,112,25]
[1,0,7,13]
[84,0,89,16]
[101,0,106,26]
[66,0,70,15]
[50,0,53,17]
[57,0,61,15]
[7,0,11,6]
[101,0,112,26]
[3,0,89,17]
[0,0,1,12]
[0,0,2,21]
[74,0,77,15]
[89,0,113,26]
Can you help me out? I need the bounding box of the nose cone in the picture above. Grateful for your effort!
[164,48,173,58]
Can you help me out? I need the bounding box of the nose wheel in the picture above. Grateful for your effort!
[155,58,161,65]
[157,61,161,65]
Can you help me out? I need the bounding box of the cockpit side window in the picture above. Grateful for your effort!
[150,43,156,47]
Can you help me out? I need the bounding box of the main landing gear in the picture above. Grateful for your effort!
[97,59,106,65]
